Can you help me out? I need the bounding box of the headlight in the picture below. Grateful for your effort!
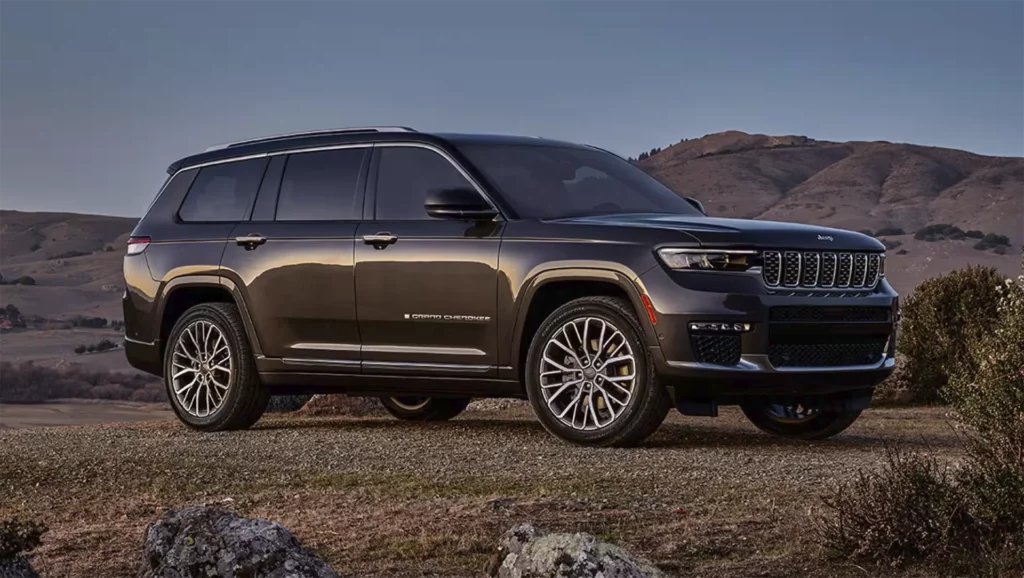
[657,249,757,272]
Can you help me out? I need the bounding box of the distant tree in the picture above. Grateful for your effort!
[965,230,985,239]
[86,344,96,353]
[13,276,35,286]
[74,345,87,355]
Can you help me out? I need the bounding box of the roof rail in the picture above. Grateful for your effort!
[204,126,418,152]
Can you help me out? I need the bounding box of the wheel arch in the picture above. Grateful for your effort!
[508,268,656,382]
[156,275,263,359]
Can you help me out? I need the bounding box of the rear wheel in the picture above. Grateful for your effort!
[379,396,470,421]
[741,403,861,440]
[163,303,268,431]
[525,296,670,447]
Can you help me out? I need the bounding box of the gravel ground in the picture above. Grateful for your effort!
[0,404,956,577]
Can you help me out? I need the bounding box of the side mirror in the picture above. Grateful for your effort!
[684,197,707,215]
[425,188,498,221]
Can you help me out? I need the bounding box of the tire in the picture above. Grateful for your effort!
[379,396,470,421]
[524,296,670,447]
[163,302,269,431]
[741,404,862,440]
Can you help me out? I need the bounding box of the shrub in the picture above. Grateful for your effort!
[982,233,1011,247]
[13,276,35,286]
[819,270,1024,575]
[896,249,908,255]
[74,345,87,354]
[0,362,164,403]
[858,229,874,236]
[898,266,1005,403]
[882,239,902,250]
[914,224,965,242]
[966,230,985,239]
[875,226,905,236]
[50,250,89,260]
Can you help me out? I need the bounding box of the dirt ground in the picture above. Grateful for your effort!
[0,404,955,578]
[0,327,133,371]
[0,401,172,429]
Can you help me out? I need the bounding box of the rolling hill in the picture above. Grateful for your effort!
[637,131,1022,289]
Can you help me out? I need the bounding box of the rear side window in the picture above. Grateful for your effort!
[276,148,367,221]
[375,147,474,220]
[178,158,268,222]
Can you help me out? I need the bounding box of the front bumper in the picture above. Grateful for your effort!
[639,266,898,400]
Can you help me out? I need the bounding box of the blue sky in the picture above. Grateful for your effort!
[1,1,1022,217]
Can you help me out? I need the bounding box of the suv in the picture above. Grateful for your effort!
[124,127,897,446]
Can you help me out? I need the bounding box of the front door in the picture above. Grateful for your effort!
[355,144,503,376]
[220,147,370,368]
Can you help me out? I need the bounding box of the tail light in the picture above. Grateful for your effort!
[126,236,150,256]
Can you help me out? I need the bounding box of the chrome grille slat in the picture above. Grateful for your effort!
[763,250,882,290]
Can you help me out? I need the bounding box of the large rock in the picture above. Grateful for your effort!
[491,524,664,578]
[0,520,46,578]
[297,394,382,417]
[265,395,314,413]
[142,506,337,578]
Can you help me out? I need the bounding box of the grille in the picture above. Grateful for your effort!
[769,306,891,323]
[691,334,741,366]
[768,337,888,367]
[762,251,882,289]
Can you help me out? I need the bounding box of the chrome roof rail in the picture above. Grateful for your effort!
[204,126,418,152]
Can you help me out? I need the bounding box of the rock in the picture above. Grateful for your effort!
[142,506,338,578]
[266,395,314,413]
[297,394,383,417]
[0,520,46,578]
[491,524,664,578]
[0,557,38,578]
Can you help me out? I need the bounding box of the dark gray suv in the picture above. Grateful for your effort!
[123,126,897,446]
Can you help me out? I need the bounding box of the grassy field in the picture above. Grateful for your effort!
[0,404,956,577]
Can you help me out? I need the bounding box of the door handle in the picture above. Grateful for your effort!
[362,233,398,249]
[235,234,267,250]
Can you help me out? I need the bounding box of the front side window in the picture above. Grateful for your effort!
[276,148,367,221]
[177,158,268,222]
[458,144,701,220]
[375,146,474,220]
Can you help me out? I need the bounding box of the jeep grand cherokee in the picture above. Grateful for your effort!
[123,126,897,446]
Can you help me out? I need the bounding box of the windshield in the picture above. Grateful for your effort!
[458,144,702,219]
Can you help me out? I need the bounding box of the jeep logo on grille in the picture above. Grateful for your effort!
[817,234,834,242]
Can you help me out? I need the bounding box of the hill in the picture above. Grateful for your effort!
[637,131,1022,288]
[0,210,136,320]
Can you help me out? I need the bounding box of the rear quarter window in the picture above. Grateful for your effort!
[177,158,269,222]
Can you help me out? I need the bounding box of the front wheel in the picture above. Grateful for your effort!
[525,296,670,447]
[379,396,470,421]
[741,403,862,440]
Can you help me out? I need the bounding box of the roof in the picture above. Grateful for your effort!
[166,128,591,174]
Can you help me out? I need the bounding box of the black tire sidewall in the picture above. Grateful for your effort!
[741,406,861,440]
[163,305,252,430]
[525,298,656,446]
[379,396,470,421]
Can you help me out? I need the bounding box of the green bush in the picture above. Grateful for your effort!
[875,226,905,236]
[915,224,966,242]
[819,270,1024,576]
[898,266,1005,402]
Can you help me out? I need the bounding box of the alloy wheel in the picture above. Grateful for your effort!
[170,320,232,418]
[539,316,636,431]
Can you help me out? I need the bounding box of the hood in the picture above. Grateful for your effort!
[553,213,885,251]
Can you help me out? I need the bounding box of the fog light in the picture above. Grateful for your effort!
[688,322,752,332]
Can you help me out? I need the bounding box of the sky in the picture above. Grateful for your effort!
[1,1,1022,218]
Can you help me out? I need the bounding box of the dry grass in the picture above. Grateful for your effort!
[0,405,957,577]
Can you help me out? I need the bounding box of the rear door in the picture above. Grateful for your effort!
[220,145,370,367]
[354,144,503,376]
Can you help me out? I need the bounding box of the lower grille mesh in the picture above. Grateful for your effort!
[768,338,887,367]
[691,334,741,366]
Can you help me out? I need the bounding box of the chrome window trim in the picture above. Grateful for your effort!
[372,141,503,217]
[205,127,417,152]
